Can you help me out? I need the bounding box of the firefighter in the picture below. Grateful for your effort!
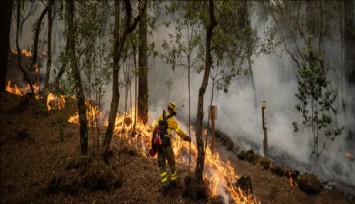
[152,102,191,194]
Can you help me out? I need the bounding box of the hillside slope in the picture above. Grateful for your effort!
[0,92,353,204]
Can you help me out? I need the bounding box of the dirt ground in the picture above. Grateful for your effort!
[0,92,354,204]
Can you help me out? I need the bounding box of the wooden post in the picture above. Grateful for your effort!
[261,101,268,157]
[210,105,217,153]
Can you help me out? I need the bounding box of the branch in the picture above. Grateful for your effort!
[296,1,306,42]
[31,0,55,71]
[286,48,301,69]
[126,0,147,34]
[16,0,36,100]
[20,1,39,37]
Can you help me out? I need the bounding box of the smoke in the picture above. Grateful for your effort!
[9,0,354,195]
[146,3,355,194]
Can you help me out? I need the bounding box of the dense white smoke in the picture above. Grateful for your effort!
[147,6,355,194]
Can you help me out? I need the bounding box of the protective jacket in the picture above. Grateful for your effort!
[153,110,189,142]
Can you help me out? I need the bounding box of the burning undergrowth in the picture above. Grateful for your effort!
[4,82,256,203]
[5,80,353,203]
[2,89,353,203]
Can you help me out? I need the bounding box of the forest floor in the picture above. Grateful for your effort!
[0,91,354,204]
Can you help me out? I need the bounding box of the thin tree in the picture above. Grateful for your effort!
[138,0,149,124]
[344,0,355,141]
[67,0,88,155]
[32,0,55,72]
[44,1,54,90]
[103,0,147,162]
[15,0,36,100]
[195,0,217,183]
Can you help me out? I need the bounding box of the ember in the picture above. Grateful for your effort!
[345,153,353,161]
[11,48,32,57]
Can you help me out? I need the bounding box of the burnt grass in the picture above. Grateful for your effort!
[0,92,353,204]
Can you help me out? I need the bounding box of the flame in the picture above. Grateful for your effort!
[288,172,298,187]
[65,103,256,202]
[6,80,24,95]
[111,108,255,202]
[6,80,40,97]
[11,48,32,57]
[67,98,103,126]
[47,93,65,111]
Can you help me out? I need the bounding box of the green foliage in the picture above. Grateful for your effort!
[162,1,257,93]
[294,35,344,157]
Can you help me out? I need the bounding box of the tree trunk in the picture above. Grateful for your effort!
[32,0,54,71]
[103,0,147,161]
[44,1,54,89]
[103,0,121,159]
[67,0,88,155]
[138,0,148,124]
[16,0,36,100]
[195,0,217,183]
[54,38,69,88]
[248,56,257,108]
[0,0,13,92]
[344,0,355,141]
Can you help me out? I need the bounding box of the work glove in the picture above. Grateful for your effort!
[183,135,191,142]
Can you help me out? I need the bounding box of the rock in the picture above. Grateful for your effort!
[215,131,221,138]
[252,154,261,165]
[270,164,284,176]
[284,169,300,181]
[298,173,322,194]
[237,151,246,160]
[220,135,227,143]
[224,138,235,151]
[231,146,239,155]
[235,175,253,195]
[259,157,272,170]
[245,149,255,163]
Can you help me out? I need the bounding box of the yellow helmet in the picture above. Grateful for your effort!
[168,102,177,116]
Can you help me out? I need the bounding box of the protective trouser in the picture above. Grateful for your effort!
[158,146,177,184]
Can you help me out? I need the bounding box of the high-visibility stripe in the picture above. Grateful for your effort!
[171,171,177,181]
[161,171,168,183]
[160,171,167,178]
